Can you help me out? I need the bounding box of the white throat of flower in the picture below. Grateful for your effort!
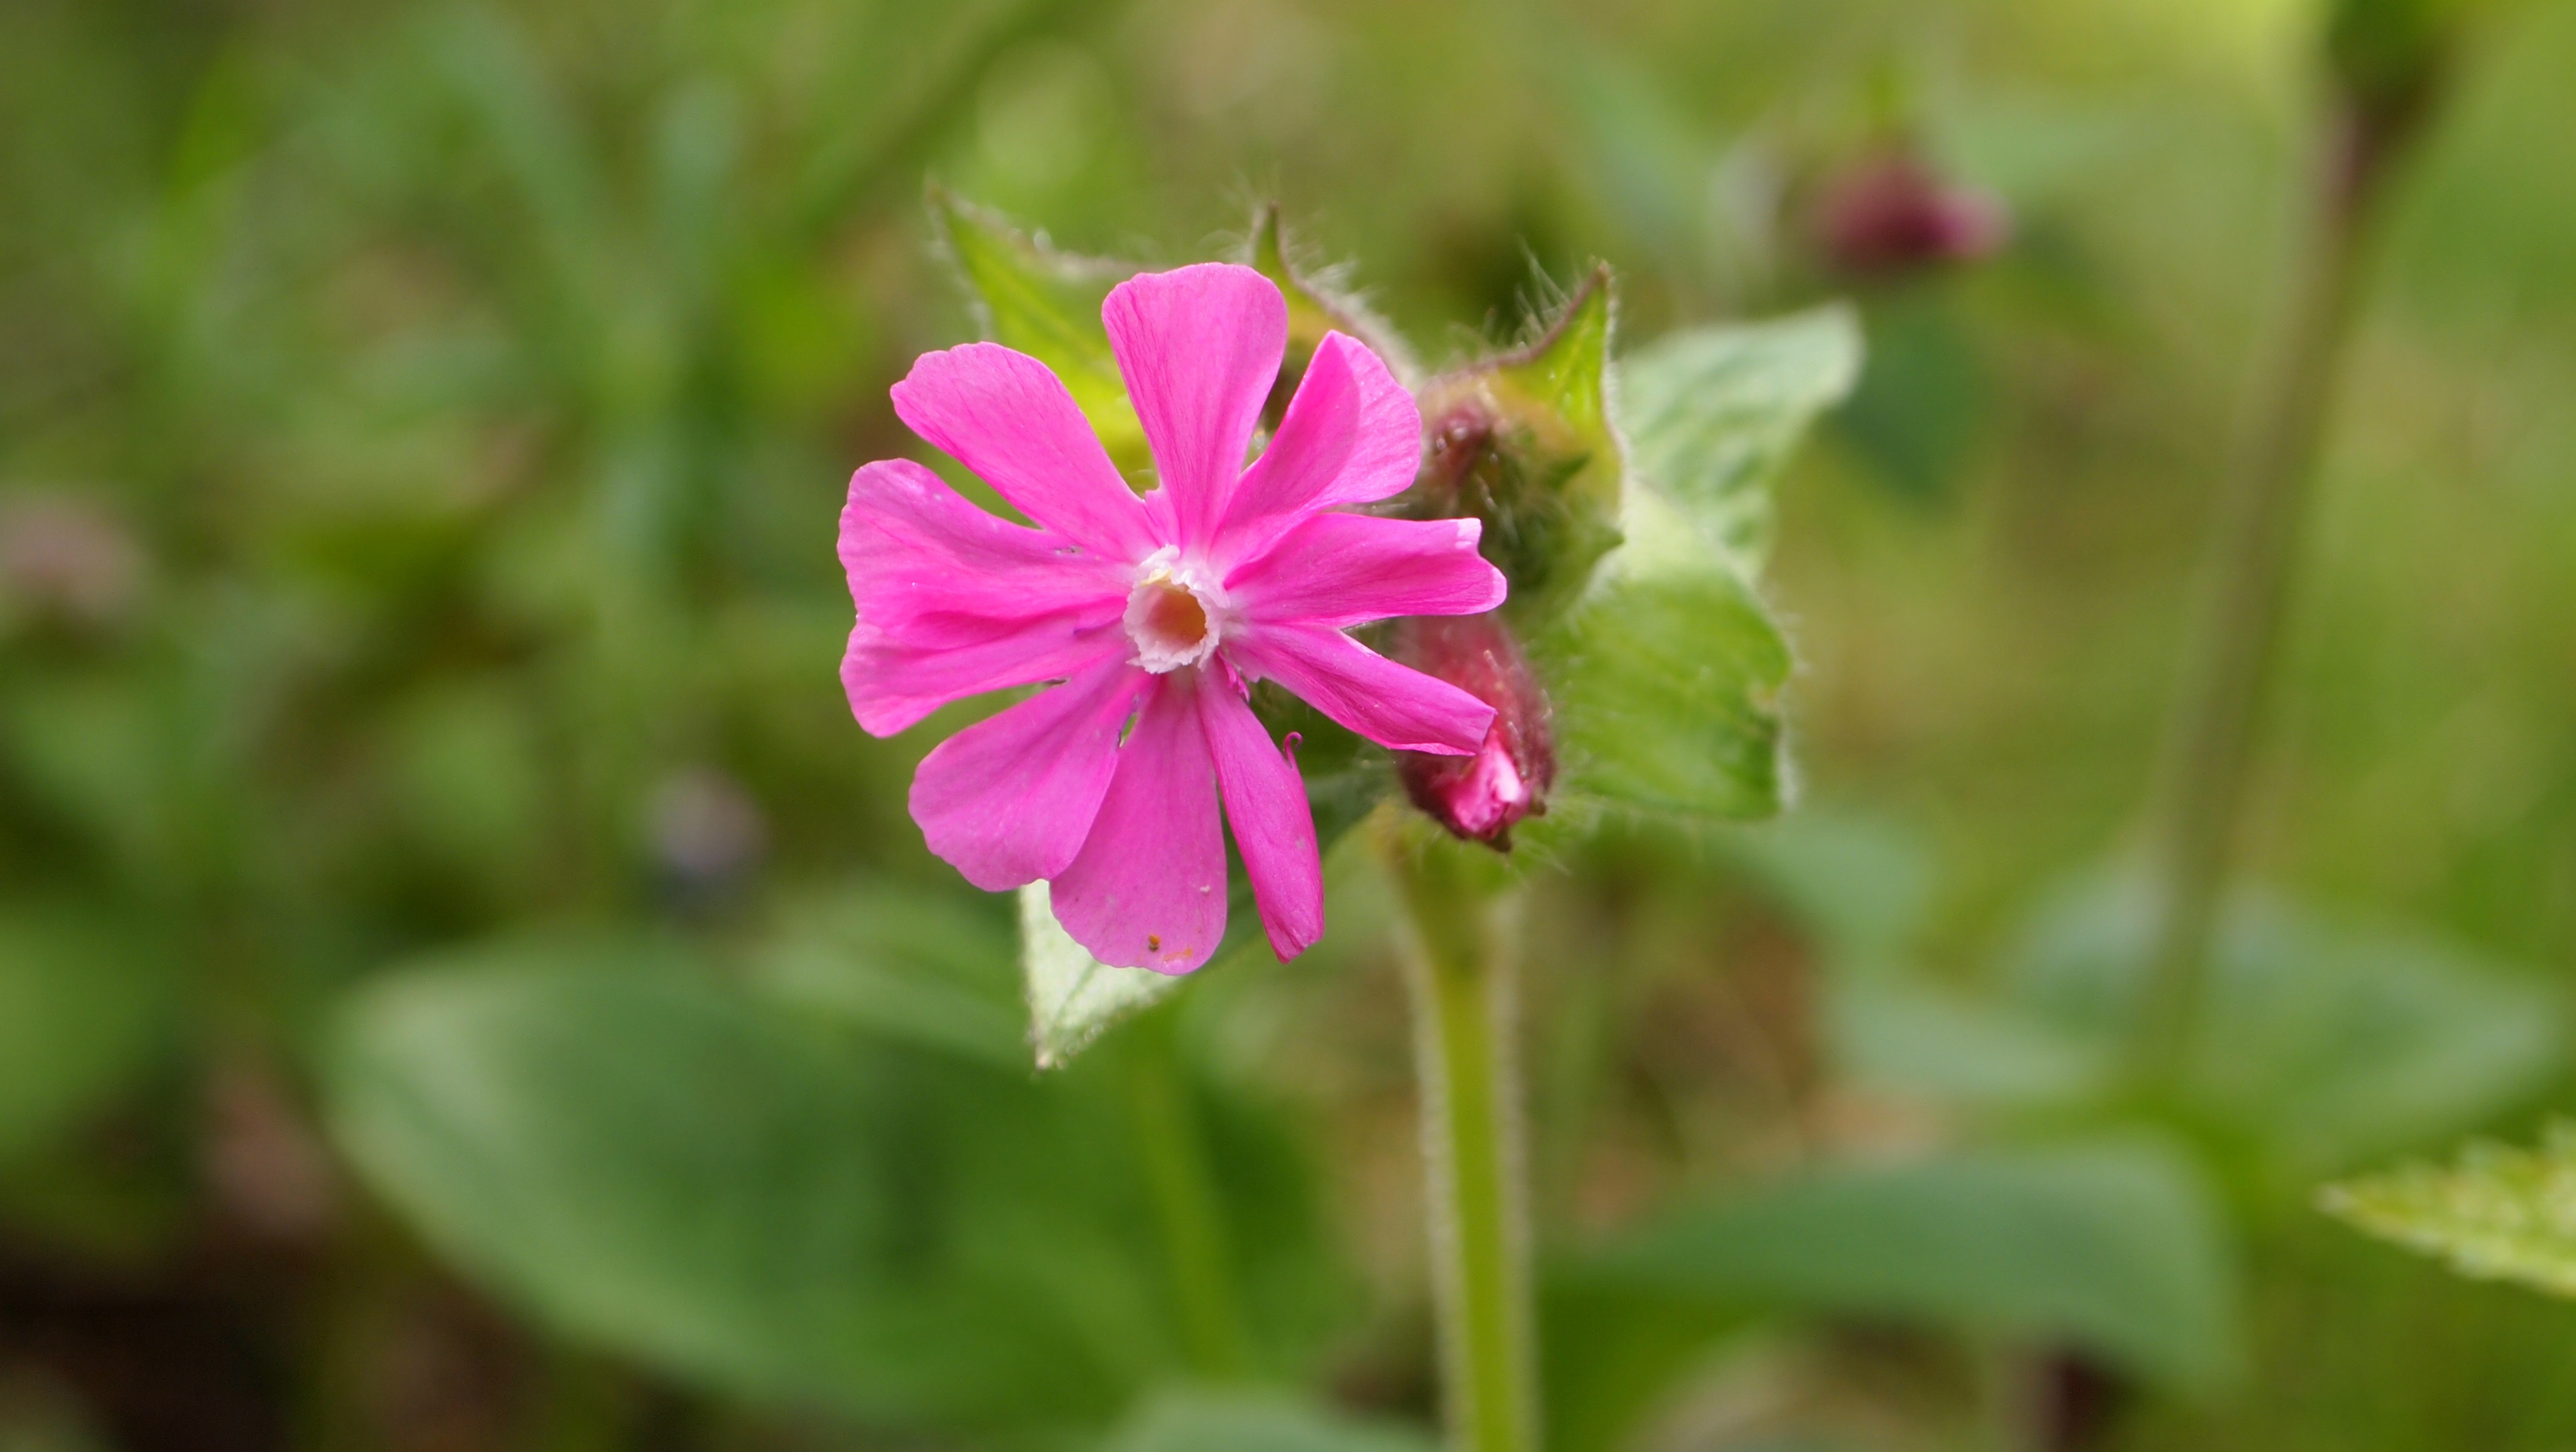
[1123,547,1226,674]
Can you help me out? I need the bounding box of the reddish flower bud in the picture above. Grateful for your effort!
[1392,612,1555,850]
[0,495,144,633]
[1810,150,2008,278]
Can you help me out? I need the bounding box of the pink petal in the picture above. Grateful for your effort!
[1050,674,1229,973]
[908,658,1148,891]
[839,460,1128,647]
[891,343,1158,562]
[1226,624,1496,756]
[1213,332,1422,562]
[1225,513,1506,628]
[1197,679,1322,961]
[1103,263,1286,547]
[841,617,1124,737]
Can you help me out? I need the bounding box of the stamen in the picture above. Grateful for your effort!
[1124,553,1224,673]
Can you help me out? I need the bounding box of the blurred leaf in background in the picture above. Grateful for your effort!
[2322,1125,2576,1299]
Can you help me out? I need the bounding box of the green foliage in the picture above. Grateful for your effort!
[748,884,1027,1069]
[932,187,1151,477]
[1107,1391,1438,1452]
[326,939,1176,1432]
[2006,877,2564,1177]
[1512,302,1857,828]
[0,909,174,1167]
[1828,974,2112,1107]
[1618,305,1864,578]
[1539,566,1791,821]
[2327,0,2467,115]
[2323,1127,2576,1299]
[1579,1142,2240,1393]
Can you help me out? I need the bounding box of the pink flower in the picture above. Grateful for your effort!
[840,263,1506,973]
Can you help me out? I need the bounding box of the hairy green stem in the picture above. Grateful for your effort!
[1392,842,1538,1452]
[2136,98,2416,1076]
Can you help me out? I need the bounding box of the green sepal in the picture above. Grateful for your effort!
[1413,268,1627,629]
[927,187,1151,477]
[1244,203,1422,417]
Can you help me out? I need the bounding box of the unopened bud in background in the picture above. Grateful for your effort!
[648,766,769,909]
[0,494,145,635]
[1809,148,2008,279]
[1392,613,1554,850]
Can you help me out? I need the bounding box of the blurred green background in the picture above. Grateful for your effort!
[4,0,2576,1448]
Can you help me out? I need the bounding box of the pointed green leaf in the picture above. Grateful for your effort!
[1415,270,1625,628]
[1538,562,1791,820]
[1620,305,1862,578]
[1022,883,1184,1069]
[325,941,1175,1429]
[2322,1127,2576,1299]
[1579,1142,2239,1391]
[929,189,1149,475]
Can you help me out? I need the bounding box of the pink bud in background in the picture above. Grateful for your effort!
[1810,149,2008,278]
[0,495,144,633]
[1392,613,1554,850]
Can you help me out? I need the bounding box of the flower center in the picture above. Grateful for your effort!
[1123,553,1223,674]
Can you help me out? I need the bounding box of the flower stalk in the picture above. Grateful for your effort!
[2135,90,2426,1076]
[1389,832,1537,1452]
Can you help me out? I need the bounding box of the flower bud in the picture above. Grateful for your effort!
[1809,149,2007,279]
[0,495,144,634]
[1392,613,1554,850]
[1406,270,1624,629]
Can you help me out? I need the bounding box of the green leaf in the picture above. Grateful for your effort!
[1540,1278,1749,1452]
[1538,564,1791,821]
[1022,883,1184,1070]
[1107,1391,1438,1452]
[1415,270,1625,628]
[2006,876,2566,1175]
[1619,305,1862,578]
[0,908,176,1167]
[1713,809,1934,964]
[1460,300,1851,830]
[1827,976,2112,1108]
[1579,1141,2239,1391]
[326,941,1176,1430]
[749,885,1026,1069]
[929,189,1149,475]
[2322,1126,2576,1299]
